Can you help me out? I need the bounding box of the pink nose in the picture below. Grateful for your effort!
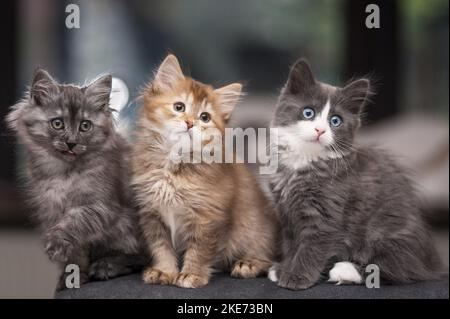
[185,120,193,129]
[315,127,326,136]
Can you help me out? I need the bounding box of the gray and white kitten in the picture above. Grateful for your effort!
[7,69,147,290]
[268,59,442,290]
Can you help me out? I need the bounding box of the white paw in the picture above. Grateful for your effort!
[268,266,278,282]
[328,262,362,285]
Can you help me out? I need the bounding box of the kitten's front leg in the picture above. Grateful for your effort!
[45,226,75,263]
[276,265,318,290]
[45,205,109,262]
[275,233,331,290]
[141,213,179,285]
[174,220,221,289]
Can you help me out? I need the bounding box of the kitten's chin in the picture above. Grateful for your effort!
[278,138,335,170]
[303,135,331,146]
[54,149,85,162]
[301,138,327,150]
[59,151,78,161]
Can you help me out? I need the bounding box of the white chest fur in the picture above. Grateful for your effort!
[135,168,187,247]
[159,204,186,247]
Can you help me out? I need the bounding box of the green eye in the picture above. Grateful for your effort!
[200,112,211,123]
[79,120,92,132]
[50,118,64,130]
[173,102,186,112]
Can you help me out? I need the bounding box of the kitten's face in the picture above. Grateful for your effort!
[142,55,242,145]
[21,69,113,162]
[272,60,370,169]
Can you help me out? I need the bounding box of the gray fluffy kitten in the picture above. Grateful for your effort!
[268,59,442,290]
[7,69,147,290]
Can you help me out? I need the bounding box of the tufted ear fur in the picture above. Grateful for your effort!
[214,83,243,120]
[341,79,371,114]
[153,54,185,91]
[286,59,316,95]
[84,74,113,111]
[30,68,59,106]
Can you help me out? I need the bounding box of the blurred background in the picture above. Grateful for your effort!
[0,0,448,298]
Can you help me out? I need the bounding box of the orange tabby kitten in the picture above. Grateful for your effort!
[132,54,279,288]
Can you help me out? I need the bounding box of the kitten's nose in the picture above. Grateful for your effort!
[185,120,193,130]
[315,128,326,137]
[66,142,77,150]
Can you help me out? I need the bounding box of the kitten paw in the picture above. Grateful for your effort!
[45,230,73,263]
[231,260,267,278]
[142,267,176,285]
[277,271,315,290]
[328,262,362,285]
[89,258,132,281]
[174,273,209,288]
[268,265,278,282]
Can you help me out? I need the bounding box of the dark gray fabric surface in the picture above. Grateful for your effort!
[56,273,449,299]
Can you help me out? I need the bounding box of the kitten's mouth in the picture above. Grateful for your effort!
[306,138,322,144]
[60,150,77,156]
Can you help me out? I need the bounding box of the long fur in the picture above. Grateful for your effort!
[132,55,280,288]
[6,68,148,291]
[269,59,442,290]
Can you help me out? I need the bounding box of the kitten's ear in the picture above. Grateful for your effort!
[85,74,112,110]
[214,83,242,120]
[153,54,184,91]
[341,78,371,114]
[30,68,59,106]
[286,59,316,94]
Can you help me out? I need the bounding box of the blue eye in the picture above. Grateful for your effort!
[302,107,315,119]
[330,115,343,127]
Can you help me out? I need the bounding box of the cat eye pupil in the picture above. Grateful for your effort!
[50,118,64,130]
[79,120,92,132]
[200,112,210,123]
[330,115,343,127]
[174,102,186,112]
[303,107,315,119]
